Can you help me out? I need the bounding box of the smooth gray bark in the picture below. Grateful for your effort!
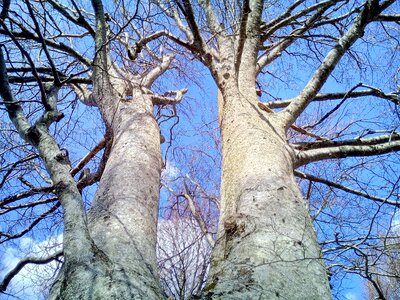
[88,93,164,299]
[47,93,165,300]
[203,85,331,299]
[48,1,166,297]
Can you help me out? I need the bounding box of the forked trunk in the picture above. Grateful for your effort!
[204,86,331,299]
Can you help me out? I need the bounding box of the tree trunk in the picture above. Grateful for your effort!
[88,93,164,298]
[204,85,332,299]
[49,92,164,299]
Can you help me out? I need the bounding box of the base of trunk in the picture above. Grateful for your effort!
[48,250,164,300]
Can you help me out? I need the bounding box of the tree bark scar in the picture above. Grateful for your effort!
[54,181,68,195]
[26,126,41,145]
[55,149,71,166]
[224,215,237,237]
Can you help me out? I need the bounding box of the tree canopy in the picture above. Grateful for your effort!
[0,0,399,299]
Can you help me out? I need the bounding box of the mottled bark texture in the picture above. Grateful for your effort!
[204,86,331,299]
[48,93,164,300]
[87,92,164,298]
[153,0,396,297]
[47,0,166,298]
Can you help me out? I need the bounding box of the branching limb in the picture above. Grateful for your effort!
[141,54,174,88]
[280,0,396,130]
[24,0,61,86]
[76,133,112,190]
[71,83,97,107]
[261,0,335,36]
[294,133,400,166]
[295,170,400,207]
[0,24,91,67]
[198,0,226,48]
[128,31,169,61]
[293,132,400,151]
[0,203,61,244]
[151,88,188,106]
[173,0,217,67]
[0,21,50,110]
[154,1,194,45]
[175,0,205,52]
[257,0,339,73]
[266,86,399,109]
[71,137,106,177]
[376,14,400,22]
[0,250,63,293]
[0,0,10,19]
[0,187,53,207]
[0,154,38,189]
[258,102,327,140]
[1,44,92,264]
[183,178,215,248]
[47,0,95,36]
[0,197,58,216]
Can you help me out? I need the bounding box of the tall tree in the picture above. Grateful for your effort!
[0,0,184,298]
[152,0,400,298]
[1,0,400,299]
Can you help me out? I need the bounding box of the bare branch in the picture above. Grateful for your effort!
[0,203,61,243]
[128,31,168,61]
[176,0,205,52]
[70,137,106,177]
[47,0,95,36]
[280,0,395,129]
[295,133,400,166]
[258,102,327,140]
[162,180,215,248]
[24,0,61,86]
[295,170,400,207]
[141,54,174,88]
[376,14,400,22]
[0,27,91,67]
[0,197,58,216]
[267,88,399,109]
[0,250,63,293]
[0,0,10,20]
[257,0,339,73]
[0,154,38,189]
[0,187,53,207]
[151,88,188,106]
[71,83,97,107]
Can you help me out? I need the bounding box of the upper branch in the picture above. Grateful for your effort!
[24,0,61,86]
[266,88,399,109]
[0,26,92,67]
[280,0,396,130]
[0,47,32,138]
[169,0,217,68]
[0,0,10,19]
[236,0,264,75]
[151,88,188,106]
[141,54,174,88]
[176,0,205,52]
[257,0,339,73]
[47,0,95,36]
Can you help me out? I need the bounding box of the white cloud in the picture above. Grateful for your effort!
[0,234,63,300]
[345,293,358,300]
[391,210,400,233]
[161,160,180,181]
